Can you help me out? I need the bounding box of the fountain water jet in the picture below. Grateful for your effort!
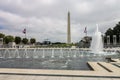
[67,49,70,58]
[90,24,103,54]
[59,48,64,58]
[42,49,45,58]
[16,49,20,58]
[51,49,55,58]
[25,49,29,58]
[73,49,77,58]
[33,49,38,58]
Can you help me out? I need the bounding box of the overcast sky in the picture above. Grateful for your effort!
[0,0,120,43]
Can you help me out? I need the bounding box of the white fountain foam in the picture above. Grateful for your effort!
[90,24,103,54]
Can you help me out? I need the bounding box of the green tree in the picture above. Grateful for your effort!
[15,36,21,44]
[4,35,14,44]
[0,33,5,38]
[105,28,113,43]
[30,38,36,44]
[105,22,120,43]
[113,22,120,35]
[113,22,120,43]
[22,38,28,44]
[105,28,113,35]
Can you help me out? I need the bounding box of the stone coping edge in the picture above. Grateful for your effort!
[0,72,120,78]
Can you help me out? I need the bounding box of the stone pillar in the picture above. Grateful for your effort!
[119,35,120,44]
[0,38,3,48]
[107,35,110,45]
[67,11,71,44]
[113,35,116,45]
[102,35,104,46]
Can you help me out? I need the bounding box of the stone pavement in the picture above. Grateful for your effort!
[88,62,108,72]
[0,68,119,77]
[0,74,119,80]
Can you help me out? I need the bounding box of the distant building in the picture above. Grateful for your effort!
[43,40,51,45]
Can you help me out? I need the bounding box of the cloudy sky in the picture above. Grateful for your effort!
[0,0,120,43]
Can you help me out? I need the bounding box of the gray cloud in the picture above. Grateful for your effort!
[0,0,120,42]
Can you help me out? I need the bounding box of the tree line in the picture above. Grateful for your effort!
[0,33,36,44]
[104,22,120,43]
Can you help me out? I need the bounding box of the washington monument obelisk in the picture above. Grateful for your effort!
[67,11,71,44]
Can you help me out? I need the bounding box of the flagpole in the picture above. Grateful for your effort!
[23,28,26,38]
[84,27,87,36]
[25,26,26,38]
[24,28,26,38]
[86,32,87,36]
[25,32,26,38]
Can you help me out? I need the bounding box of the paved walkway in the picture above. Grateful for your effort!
[0,74,119,80]
[98,62,120,72]
[0,68,119,77]
[88,62,108,72]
